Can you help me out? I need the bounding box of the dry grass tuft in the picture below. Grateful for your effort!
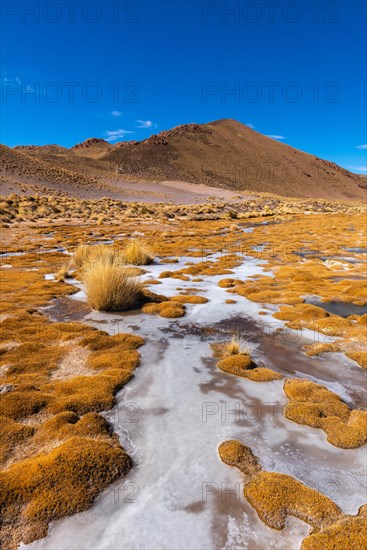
[123,240,153,265]
[73,245,96,268]
[73,244,126,270]
[82,261,142,311]
[226,335,242,355]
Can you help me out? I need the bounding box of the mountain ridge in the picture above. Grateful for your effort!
[2,119,366,201]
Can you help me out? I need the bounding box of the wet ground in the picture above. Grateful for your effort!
[304,296,367,318]
[24,248,367,550]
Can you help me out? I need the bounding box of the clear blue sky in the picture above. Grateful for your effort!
[1,0,366,173]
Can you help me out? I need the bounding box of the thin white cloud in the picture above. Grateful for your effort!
[111,111,122,117]
[2,76,22,85]
[355,144,367,150]
[104,129,134,142]
[2,76,35,92]
[136,120,153,129]
[246,122,255,129]
[348,166,367,173]
[267,135,286,140]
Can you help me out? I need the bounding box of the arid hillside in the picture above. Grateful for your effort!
[105,119,366,200]
[0,144,102,198]
[2,119,366,201]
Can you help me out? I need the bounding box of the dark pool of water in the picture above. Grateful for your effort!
[294,249,364,264]
[305,297,367,318]
[342,247,367,254]
[167,314,367,408]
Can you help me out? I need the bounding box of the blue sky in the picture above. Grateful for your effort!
[1,0,366,172]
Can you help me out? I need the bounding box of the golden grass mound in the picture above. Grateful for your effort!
[82,261,143,311]
[283,379,367,448]
[218,353,252,372]
[0,232,145,548]
[123,240,153,265]
[244,471,343,531]
[244,368,283,382]
[0,436,131,548]
[218,439,366,548]
[171,294,208,304]
[142,301,186,318]
[0,305,144,548]
[218,439,343,531]
[274,304,367,369]
[217,354,282,382]
[301,505,367,550]
[218,278,242,288]
[158,270,189,281]
[218,439,261,477]
[346,350,367,369]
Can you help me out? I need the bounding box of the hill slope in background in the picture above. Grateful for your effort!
[71,138,115,159]
[105,119,366,200]
[0,144,100,194]
[2,119,366,201]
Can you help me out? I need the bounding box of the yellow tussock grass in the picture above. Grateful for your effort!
[123,240,153,265]
[82,261,142,311]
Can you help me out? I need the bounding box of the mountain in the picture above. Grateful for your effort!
[2,119,366,201]
[71,138,115,159]
[0,144,101,197]
[104,119,366,200]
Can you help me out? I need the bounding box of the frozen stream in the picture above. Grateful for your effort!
[24,252,367,549]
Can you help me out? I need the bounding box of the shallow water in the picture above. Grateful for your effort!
[294,249,364,264]
[0,246,67,259]
[304,295,367,318]
[342,247,367,254]
[24,251,367,550]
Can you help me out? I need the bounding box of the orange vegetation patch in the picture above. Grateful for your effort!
[218,278,242,288]
[0,436,131,549]
[218,439,366,548]
[0,246,145,549]
[0,317,144,548]
[123,240,154,265]
[142,300,186,318]
[218,439,261,477]
[216,354,283,382]
[159,270,190,281]
[171,294,208,304]
[301,505,367,550]
[0,261,76,316]
[345,351,367,369]
[245,472,342,531]
[283,379,367,449]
